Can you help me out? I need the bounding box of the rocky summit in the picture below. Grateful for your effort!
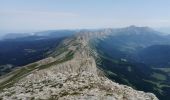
[0,30,158,100]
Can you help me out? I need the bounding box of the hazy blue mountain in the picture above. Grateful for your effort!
[2,33,32,40]
[35,30,76,38]
[92,26,170,61]
[90,26,170,100]
[2,30,76,40]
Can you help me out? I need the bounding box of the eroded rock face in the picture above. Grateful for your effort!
[0,71,158,100]
[0,32,158,100]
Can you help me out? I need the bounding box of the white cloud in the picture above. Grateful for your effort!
[0,10,78,18]
[0,10,79,32]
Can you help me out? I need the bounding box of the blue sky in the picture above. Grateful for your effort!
[1,0,170,33]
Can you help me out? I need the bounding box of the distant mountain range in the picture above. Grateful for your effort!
[0,30,76,75]
[1,30,76,40]
[1,26,170,100]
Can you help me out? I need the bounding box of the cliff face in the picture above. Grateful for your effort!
[0,31,158,100]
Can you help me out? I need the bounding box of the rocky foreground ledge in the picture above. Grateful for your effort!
[0,33,158,100]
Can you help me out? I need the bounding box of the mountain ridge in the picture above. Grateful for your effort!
[0,30,158,100]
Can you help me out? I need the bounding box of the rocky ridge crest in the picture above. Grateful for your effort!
[0,31,158,100]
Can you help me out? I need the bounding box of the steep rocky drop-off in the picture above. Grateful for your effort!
[0,31,158,100]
